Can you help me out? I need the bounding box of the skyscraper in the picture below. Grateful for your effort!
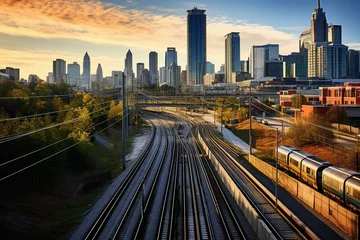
[225,32,241,83]
[280,53,307,78]
[82,52,90,91]
[159,67,166,86]
[181,70,187,85]
[112,71,123,87]
[149,51,158,86]
[169,64,181,88]
[53,59,66,83]
[249,44,279,79]
[142,69,150,88]
[136,63,145,88]
[328,25,342,45]
[124,49,133,87]
[165,47,178,84]
[311,0,328,43]
[205,62,215,74]
[348,50,360,78]
[96,64,103,83]
[187,7,207,85]
[67,62,80,86]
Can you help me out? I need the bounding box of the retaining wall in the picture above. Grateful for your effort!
[249,155,359,239]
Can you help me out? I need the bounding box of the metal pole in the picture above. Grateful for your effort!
[281,120,284,145]
[249,84,252,155]
[357,152,359,172]
[275,128,279,209]
[122,73,126,170]
[221,107,223,135]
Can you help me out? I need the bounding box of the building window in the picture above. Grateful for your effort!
[345,101,348,104]
[351,101,354,104]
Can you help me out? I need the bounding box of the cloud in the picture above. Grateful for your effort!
[0,0,299,78]
[347,43,360,50]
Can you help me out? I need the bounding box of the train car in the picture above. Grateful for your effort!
[287,150,313,178]
[278,146,299,171]
[322,167,360,202]
[345,176,360,210]
[300,156,332,190]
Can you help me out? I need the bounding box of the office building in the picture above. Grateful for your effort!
[53,59,66,83]
[225,32,241,83]
[82,52,91,91]
[181,70,187,85]
[205,62,215,74]
[299,28,311,56]
[0,67,20,81]
[240,60,249,73]
[250,44,279,79]
[187,7,207,85]
[328,25,342,45]
[142,69,150,88]
[149,51,158,86]
[28,74,40,83]
[136,63,145,88]
[203,73,225,85]
[169,64,181,88]
[68,62,80,86]
[96,64,103,83]
[311,0,328,43]
[265,60,284,79]
[112,71,123,87]
[280,53,307,78]
[124,49,133,86]
[165,47,177,83]
[348,50,360,78]
[218,64,225,74]
[159,67,166,86]
[47,72,54,83]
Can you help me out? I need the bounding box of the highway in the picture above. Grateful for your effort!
[70,111,352,240]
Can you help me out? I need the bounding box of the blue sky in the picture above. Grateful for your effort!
[0,0,358,79]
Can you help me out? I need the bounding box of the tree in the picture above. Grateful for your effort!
[325,106,348,124]
[287,114,334,147]
[292,94,307,109]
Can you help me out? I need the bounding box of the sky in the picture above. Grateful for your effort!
[0,0,359,80]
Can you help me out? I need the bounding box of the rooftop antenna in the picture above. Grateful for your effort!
[318,0,320,8]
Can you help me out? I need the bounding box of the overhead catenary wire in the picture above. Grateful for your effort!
[0,111,130,183]
[0,108,126,167]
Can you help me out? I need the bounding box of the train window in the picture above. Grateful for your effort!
[290,158,298,167]
[353,189,360,200]
[278,154,287,163]
[306,167,310,174]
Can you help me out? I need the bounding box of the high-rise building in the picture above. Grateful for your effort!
[348,50,360,78]
[181,70,187,85]
[82,52,90,91]
[205,62,215,74]
[0,67,20,81]
[311,0,328,43]
[328,44,348,79]
[187,7,206,85]
[265,60,284,79]
[218,64,225,74]
[225,32,241,83]
[159,66,166,86]
[47,72,54,83]
[68,62,80,86]
[250,44,279,79]
[149,51,158,86]
[142,69,150,88]
[169,64,181,88]
[112,71,123,87]
[299,29,311,56]
[280,53,307,78]
[96,64,103,83]
[136,63,145,88]
[328,25,342,45]
[124,49,133,87]
[28,74,40,83]
[53,59,66,83]
[240,60,249,73]
[165,47,177,83]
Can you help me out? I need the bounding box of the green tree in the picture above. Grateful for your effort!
[325,106,348,124]
[292,94,307,109]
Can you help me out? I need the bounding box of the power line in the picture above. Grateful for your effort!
[0,112,129,183]
[0,108,127,168]
[0,97,122,122]
[0,103,114,144]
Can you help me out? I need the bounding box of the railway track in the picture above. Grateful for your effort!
[200,123,308,240]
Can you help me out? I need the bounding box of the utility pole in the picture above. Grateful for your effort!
[249,83,252,155]
[275,128,278,210]
[221,107,223,135]
[122,73,127,171]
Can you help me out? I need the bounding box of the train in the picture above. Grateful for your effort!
[278,146,360,211]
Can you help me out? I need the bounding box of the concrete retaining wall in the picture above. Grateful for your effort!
[198,133,276,240]
[249,155,359,239]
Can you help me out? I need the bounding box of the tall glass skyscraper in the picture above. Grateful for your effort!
[165,47,177,84]
[149,51,158,86]
[225,32,240,83]
[82,52,90,91]
[311,0,328,43]
[124,49,133,86]
[187,7,206,85]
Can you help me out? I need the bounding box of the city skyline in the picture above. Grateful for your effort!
[0,0,359,79]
